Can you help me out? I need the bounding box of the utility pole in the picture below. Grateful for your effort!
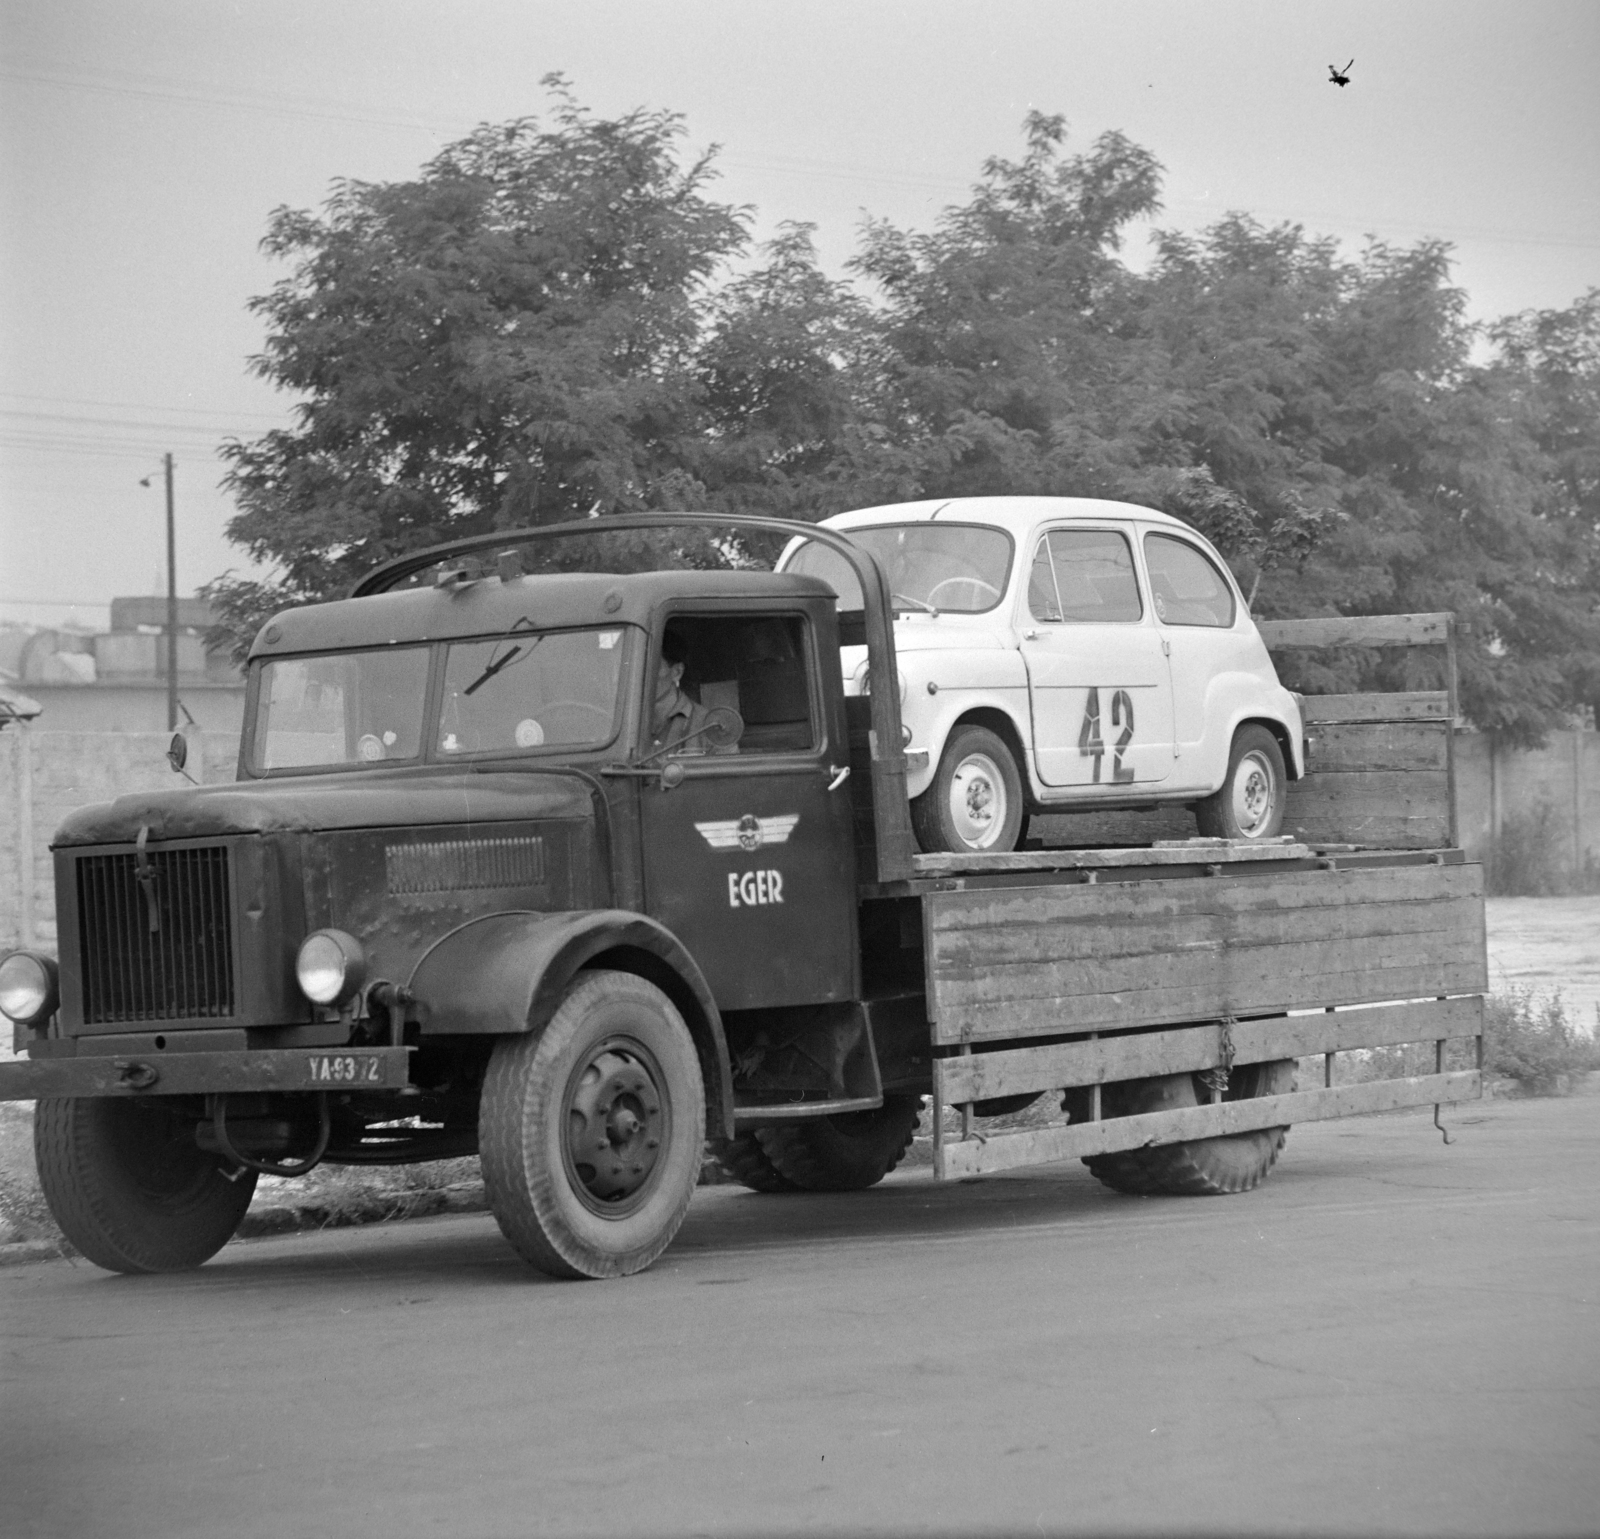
[164,452,178,732]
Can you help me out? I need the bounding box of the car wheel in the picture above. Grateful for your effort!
[911,725,1025,853]
[479,969,705,1279]
[1195,725,1287,840]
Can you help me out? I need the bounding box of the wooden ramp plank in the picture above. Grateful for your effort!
[925,863,1486,1044]
[934,1071,1482,1179]
[935,996,1484,1104]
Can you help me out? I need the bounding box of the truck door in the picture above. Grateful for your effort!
[636,608,859,1010]
[1018,526,1175,788]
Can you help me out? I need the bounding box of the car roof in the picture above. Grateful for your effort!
[823,496,1195,540]
[250,569,835,659]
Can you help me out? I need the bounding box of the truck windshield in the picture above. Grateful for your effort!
[784,523,1013,613]
[252,647,430,771]
[436,627,626,756]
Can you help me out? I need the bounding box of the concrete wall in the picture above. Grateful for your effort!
[1455,730,1598,876]
[0,729,241,954]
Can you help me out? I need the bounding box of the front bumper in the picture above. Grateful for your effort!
[0,1046,412,1102]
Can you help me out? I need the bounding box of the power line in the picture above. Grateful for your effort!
[0,391,288,425]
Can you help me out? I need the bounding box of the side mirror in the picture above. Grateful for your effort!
[166,732,188,775]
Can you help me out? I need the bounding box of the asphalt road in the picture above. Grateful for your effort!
[5,1093,1598,1539]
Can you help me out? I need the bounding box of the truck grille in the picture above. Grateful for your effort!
[76,846,235,1022]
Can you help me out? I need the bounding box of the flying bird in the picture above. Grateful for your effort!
[1329,59,1353,86]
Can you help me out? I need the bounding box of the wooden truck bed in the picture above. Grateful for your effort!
[864,613,1486,1182]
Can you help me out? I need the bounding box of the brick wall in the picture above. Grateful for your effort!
[1,729,241,954]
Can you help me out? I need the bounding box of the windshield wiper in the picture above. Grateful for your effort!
[463,617,540,696]
[891,591,938,616]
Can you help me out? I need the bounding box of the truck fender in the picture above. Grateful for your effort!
[405,909,733,1139]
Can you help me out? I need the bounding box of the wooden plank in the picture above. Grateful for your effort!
[934,1071,1481,1179]
[924,863,1487,1044]
[912,840,1312,876]
[1286,772,1450,848]
[1300,692,1449,724]
[1258,614,1453,649]
[1305,723,1449,774]
[935,996,1484,1103]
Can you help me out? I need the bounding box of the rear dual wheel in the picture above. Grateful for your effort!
[711,1097,923,1193]
[480,970,705,1280]
[1082,1059,1295,1196]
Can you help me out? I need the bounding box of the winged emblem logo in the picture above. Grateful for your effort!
[695,813,800,852]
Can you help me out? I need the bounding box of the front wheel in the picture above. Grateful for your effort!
[34,1097,258,1273]
[912,725,1025,853]
[1195,725,1287,840]
[479,969,705,1279]
[1082,1059,1296,1196]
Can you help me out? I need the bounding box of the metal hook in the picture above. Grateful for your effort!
[1433,1103,1454,1145]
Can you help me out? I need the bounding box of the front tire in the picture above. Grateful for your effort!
[1195,725,1287,840]
[912,725,1025,854]
[479,969,705,1279]
[34,1097,257,1273]
[754,1095,922,1191]
[1083,1059,1295,1196]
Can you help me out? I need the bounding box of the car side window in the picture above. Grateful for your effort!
[1144,534,1237,627]
[1030,529,1142,623]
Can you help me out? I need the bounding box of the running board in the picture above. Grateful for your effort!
[933,1071,1481,1180]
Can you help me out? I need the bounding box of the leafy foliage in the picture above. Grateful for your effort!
[209,91,1600,742]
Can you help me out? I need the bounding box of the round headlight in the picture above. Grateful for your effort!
[0,951,60,1025]
[295,930,366,1006]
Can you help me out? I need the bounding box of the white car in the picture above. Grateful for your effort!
[778,496,1305,854]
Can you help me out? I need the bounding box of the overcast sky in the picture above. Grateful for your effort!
[2,0,1597,630]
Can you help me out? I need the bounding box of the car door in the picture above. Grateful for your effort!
[1143,527,1247,791]
[635,607,859,1010]
[1017,525,1175,788]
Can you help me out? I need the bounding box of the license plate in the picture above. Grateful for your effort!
[306,1053,385,1085]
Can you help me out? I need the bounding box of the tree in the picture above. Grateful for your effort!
[207,77,748,653]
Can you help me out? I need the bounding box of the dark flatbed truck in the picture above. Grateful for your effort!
[0,515,1485,1278]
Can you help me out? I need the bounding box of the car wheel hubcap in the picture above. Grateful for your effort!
[1231,750,1275,836]
[563,1039,667,1215]
[948,753,1007,849]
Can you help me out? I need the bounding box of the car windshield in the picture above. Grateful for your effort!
[436,627,627,756]
[785,523,1013,613]
[252,647,430,771]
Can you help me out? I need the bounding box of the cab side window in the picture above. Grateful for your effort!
[1029,529,1143,623]
[654,615,816,755]
[1144,534,1237,627]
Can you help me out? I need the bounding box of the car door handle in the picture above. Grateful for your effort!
[826,765,850,791]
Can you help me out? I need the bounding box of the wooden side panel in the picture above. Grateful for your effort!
[934,1071,1481,1179]
[1300,692,1449,724]
[1305,724,1448,773]
[1286,771,1451,848]
[1258,614,1453,649]
[924,863,1486,1045]
[935,996,1483,1104]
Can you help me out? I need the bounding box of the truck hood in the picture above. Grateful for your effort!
[52,767,597,847]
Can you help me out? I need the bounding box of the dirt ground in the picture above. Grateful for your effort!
[1485,895,1600,1028]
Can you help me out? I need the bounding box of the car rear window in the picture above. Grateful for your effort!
[1144,534,1237,627]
